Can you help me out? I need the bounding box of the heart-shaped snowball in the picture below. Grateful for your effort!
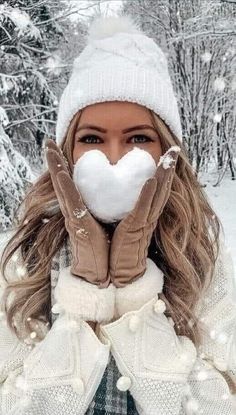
[72,146,157,223]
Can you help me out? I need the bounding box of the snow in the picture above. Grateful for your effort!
[213,77,226,92]
[2,4,40,39]
[73,208,87,219]
[72,146,157,223]
[200,172,236,269]
[0,107,9,126]
[45,54,63,76]
[201,52,212,63]
[213,113,223,123]
[0,126,34,232]
[9,8,31,32]
[157,146,180,169]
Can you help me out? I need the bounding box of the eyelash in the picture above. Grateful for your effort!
[77,135,154,144]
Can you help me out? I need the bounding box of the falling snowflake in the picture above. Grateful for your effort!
[197,370,208,381]
[216,331,228,345]
[213,113,222,123]
[185,396,199,413]
[201,52,212,63]
[12,252,19,262]
[222,393,230,400]
[45,54,62,76]
[16,265,27,277]
[213,77,226,92]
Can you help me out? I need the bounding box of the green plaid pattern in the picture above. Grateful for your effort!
[50,235,139,415]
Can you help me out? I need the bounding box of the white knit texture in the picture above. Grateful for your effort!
[55,16,183,145]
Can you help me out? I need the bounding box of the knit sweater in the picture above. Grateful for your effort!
[0,232,236,414]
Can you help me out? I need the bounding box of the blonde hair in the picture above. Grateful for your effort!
[0,108,221,347]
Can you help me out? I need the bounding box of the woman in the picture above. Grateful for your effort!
[0,14,236,415]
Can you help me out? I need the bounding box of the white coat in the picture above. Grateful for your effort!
[0,232,236,414]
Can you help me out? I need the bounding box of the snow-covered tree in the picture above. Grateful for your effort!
[0,0,90,230]
[0,123,34,232]
[0,0,70,167]
[122,0,236,180]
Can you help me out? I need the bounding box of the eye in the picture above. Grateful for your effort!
[77,134,154,144]
[129,135,153,144]
[77,135,100,144]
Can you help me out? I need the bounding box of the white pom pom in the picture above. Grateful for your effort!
[116,375,132,391]
[87,15,141,42]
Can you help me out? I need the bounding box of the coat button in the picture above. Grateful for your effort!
[153,299,166,314]
[129,315,141,332]
[71,377,84,394]
[116,375,132,391]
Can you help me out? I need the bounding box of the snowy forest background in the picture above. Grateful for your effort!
[0,0,235,265]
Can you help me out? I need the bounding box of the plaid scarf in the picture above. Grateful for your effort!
[50,235,139,415]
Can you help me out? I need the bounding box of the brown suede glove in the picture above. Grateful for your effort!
[108,146,180,288]
[45,138,111,288]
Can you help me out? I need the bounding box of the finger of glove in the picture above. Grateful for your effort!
[149,148,179,221]
[45,141,69,176]
[126,148,179,229]
[45,149,70,218]
[130,177,158,228]
[113,177,157,239]
[45,139,70,171]
[56,170,96,230]
[115,178,156,235]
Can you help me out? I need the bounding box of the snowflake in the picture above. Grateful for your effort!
[16,265,27,277]
[45,54,62,76]
[185,396,199,413]
[197,370,208,381]
[201,52,212,63]
[12,252,19,262]
[73,207,87,219]
[213,77,226,92]
[213,113,222,123]
[0,106,9,126]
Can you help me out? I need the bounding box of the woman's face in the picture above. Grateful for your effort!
[72,101,162,165]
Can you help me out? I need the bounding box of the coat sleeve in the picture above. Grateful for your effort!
[0,309,110,415]
[0,234,111,415]
[100,240,236,415]
[184,237,236,412]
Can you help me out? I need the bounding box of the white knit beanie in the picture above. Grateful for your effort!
[56,14,183,146]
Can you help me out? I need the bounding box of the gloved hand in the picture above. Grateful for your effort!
[108,146,180,287]
[45,138,111,288]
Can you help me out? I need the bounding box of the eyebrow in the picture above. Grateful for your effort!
[76,124,157,133]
